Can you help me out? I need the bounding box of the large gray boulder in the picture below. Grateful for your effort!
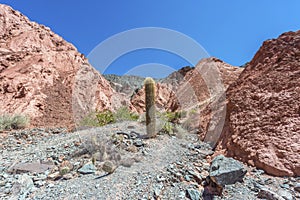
[209,155,247,187]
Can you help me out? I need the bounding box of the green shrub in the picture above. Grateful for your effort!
[80,110,115,127]
[161,121,175,135]
[0,114,29,131]
[59,167,70,175]
[161,110,187,123]
[79,108,138,127]
[156,110,189,135]
[79,112,100,127]
[189,108,198,116]
[95,110,115,126]
[113,107,139,122]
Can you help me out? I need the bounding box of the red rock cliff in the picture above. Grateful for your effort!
[0,4,115,128]
[215,31,300,176]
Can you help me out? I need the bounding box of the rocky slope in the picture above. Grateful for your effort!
[160,66,194,90]
[104,66,194,99]
[0,4,115,128]
[213,31,300,176]
[104,61,242,116]
[1,123,298,199]
[104,67,194,113]
[175,57,243,110]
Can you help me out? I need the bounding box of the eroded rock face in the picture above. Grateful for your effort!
[103,74,145,98]
[176,58,243,110]
[174,58,242,136]
[130,58,242,115]
[0,4,115,128]
[215,31,300,176]
[161,66,194,91]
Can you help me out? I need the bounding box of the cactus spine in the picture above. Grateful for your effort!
[144,77,156,138]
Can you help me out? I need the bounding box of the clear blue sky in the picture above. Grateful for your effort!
[1,1,300,77]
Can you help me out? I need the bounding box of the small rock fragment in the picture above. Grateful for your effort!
[154,186,162,198]
[126,145,138,153]
[0,180,6,186]
[257,186,285,200]
[78,162,96,174]
[294,182,300,192]
[62,173,73,180]
[34,180,45,188]
[47,171,60,180]
[186,189,201,200]
[277,189,293,200]
[134,139,144,147]
[185,175,191,181]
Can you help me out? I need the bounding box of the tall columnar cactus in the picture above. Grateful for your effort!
[144,77,156,138]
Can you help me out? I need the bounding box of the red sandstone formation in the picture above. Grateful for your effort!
[0,4,115,128]
[212,31,300,176]
[131,58,242,114]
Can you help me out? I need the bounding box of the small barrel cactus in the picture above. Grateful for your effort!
[144,77,156,138]
[102,160,116,174]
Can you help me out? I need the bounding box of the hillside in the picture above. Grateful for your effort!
[0,4,115,128]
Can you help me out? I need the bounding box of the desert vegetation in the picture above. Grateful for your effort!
[79,107,139,127]
[0,114,29,131]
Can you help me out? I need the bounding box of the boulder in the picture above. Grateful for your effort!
[209,155,247,187]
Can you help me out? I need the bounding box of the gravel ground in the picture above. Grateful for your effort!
[0,121,299,200]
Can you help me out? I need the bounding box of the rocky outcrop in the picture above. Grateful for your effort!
[214,31,300,176]
[130,59,242,115]
[0,4,115,128]
[103,74,145,98]
[104,68,194,114]
[176,58,243,110]
[161,66,194,91]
